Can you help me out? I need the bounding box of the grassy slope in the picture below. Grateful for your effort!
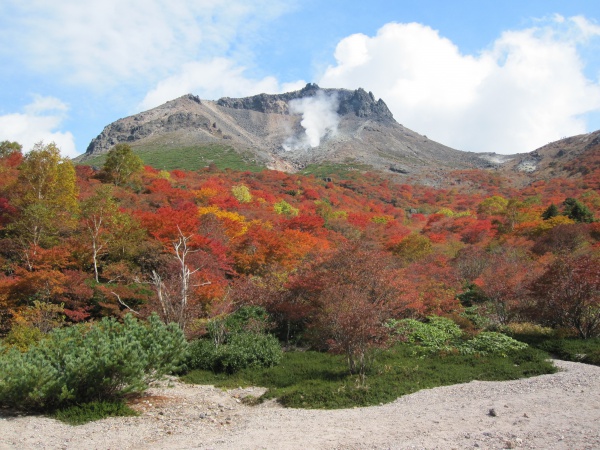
[300,162,374,178]
[79,144,265,172]
[79,144,377,177]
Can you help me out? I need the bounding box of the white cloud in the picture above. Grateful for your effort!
[4,0,291,89]
[0,96,77,158]
[319,17,600,154]
[139,58,295,110]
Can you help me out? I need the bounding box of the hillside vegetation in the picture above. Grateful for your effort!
[0,140,599,418]
[81,143,264,173]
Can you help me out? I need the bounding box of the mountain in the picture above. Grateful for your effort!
[81,84,491,180]
[461,130,600,188]
[81,84,600,189]
[498,130,600,177]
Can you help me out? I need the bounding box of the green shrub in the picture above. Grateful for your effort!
[460,306,493,330]
[457,284,488,308]
[188,332,282,374]
[390,317,462,352]
[188,338,219,370]
[205,305,272,346]
[584,349,600,365]
[389,316,529,357]
[218,332,282,373]
[222,306,271,335]
[52,401,138,425]
[190,306,281,373]
[0,314,187,412]
[459,332,528,356]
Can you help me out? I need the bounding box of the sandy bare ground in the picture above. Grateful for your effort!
[1,360,599,450]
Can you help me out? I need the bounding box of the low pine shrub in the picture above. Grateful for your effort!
[51,401,138,425]
[0,314,187,412]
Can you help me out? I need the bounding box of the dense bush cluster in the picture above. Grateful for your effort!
[389,316,527,356]
[187,306,283,373]
[188,332,282,373]
[459,332,527,356]
[0,314,187,411]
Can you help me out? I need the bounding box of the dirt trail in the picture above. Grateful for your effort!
[1,360,599,450]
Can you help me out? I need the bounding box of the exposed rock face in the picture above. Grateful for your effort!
[85,94,218,155]
[216,84,394,122]
[82,84,491,180]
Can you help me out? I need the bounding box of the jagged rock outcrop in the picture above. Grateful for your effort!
[216,84,394,122]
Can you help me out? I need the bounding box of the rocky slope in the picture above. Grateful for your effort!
[81,84,491,177]
[499,130,600,177]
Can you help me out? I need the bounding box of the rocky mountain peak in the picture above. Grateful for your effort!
[338,87,394,121]
[81,85,492,182]
[216,84,394,122]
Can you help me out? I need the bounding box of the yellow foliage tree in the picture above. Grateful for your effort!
[16,142,78,216]
[477,196,508,216]
[198,205,249,237]
[231,184,252,203]
[10,142,79,267]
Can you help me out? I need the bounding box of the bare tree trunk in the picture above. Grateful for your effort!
[172,226,200,331]
[151,270,173,323]
[148,227,211,331]
[89,216,104,283]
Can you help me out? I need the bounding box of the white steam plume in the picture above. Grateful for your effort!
[283,92,339,151]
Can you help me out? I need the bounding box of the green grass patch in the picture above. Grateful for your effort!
[51,401,138,425]
[182,344,556,409]
[79,144,265,172]
[512,335,600,366]
[300,162,374,179]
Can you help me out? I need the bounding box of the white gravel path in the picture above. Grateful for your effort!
[1,360,599,450]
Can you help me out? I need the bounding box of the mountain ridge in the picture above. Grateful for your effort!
[81,84,491,179]
[80,84,600,189]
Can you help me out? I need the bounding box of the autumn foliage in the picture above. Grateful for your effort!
[0,140,599,352]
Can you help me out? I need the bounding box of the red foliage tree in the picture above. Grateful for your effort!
[529,254,600,338]
[301,244,403,380]
[476,250,541,325]
[284,214,325,233]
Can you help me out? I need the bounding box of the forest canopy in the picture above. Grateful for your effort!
[0,141,598,347]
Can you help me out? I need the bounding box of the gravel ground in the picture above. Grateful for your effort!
[1,360,599,450]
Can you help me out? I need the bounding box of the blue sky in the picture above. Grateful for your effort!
[1,0,600,158]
